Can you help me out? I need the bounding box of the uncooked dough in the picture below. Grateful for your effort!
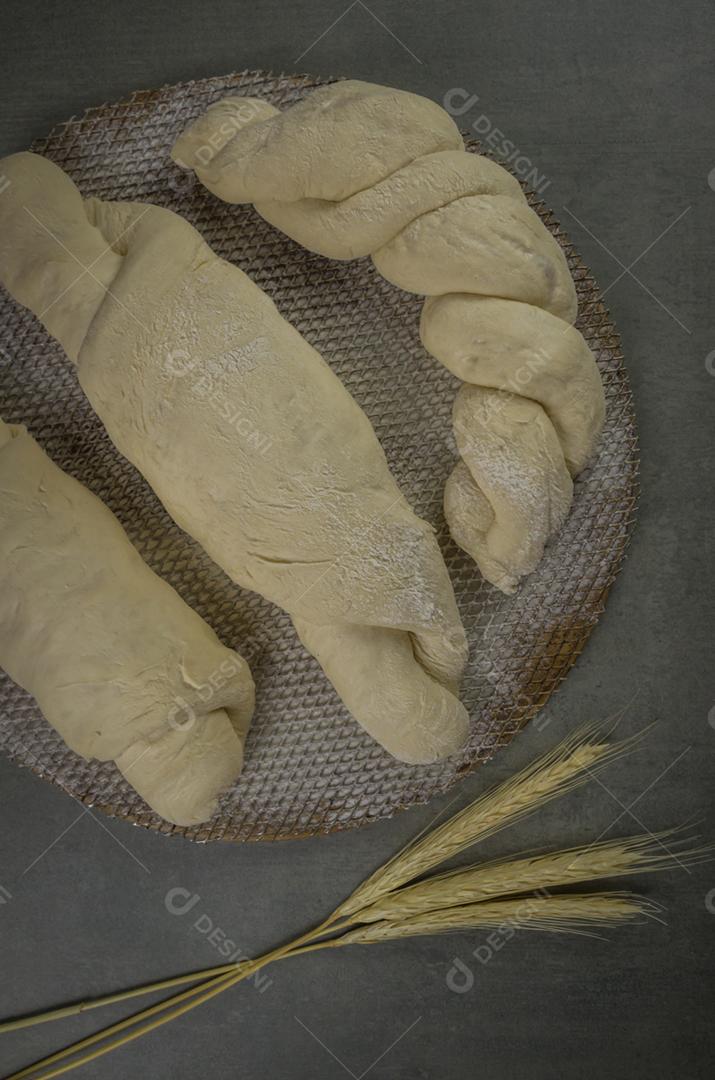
[0,419,254,826]
[174,80,606,593]
[0,152,468,764]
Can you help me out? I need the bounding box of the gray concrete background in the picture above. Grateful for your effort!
[0,1,713,1077]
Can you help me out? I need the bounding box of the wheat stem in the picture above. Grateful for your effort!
[7,940,337,1080]
[0,965,244,1035]
[0,910,351,1046]
[2,920,338,1080]
[2,970,239,1080]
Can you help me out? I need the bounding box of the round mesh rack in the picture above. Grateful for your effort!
[0,70,638,841]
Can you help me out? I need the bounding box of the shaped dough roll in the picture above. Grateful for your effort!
[0,152,468,765]
[174,81,606,593]
[0,419,254,826]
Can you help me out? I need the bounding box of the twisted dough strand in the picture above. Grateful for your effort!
[174,81,606,593]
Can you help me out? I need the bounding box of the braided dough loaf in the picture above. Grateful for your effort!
[173,81,606,593]
[0,419,254,826]
[0,152,468,764]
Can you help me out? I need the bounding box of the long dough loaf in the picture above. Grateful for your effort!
[0,152,468,764]
[173,81,606,593]
[0,419,254,826]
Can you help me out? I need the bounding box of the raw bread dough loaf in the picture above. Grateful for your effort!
[0,419,254,826]
[174,81,606,593]
[0,152,468,764]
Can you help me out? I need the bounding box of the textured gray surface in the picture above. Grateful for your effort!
[0,2,713,1078]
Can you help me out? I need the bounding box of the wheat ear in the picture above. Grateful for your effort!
[334,723,644,918]
[352,831,709,922]
[338,893,659,944]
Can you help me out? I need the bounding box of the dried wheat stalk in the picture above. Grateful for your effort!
[4,724,692,1080]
